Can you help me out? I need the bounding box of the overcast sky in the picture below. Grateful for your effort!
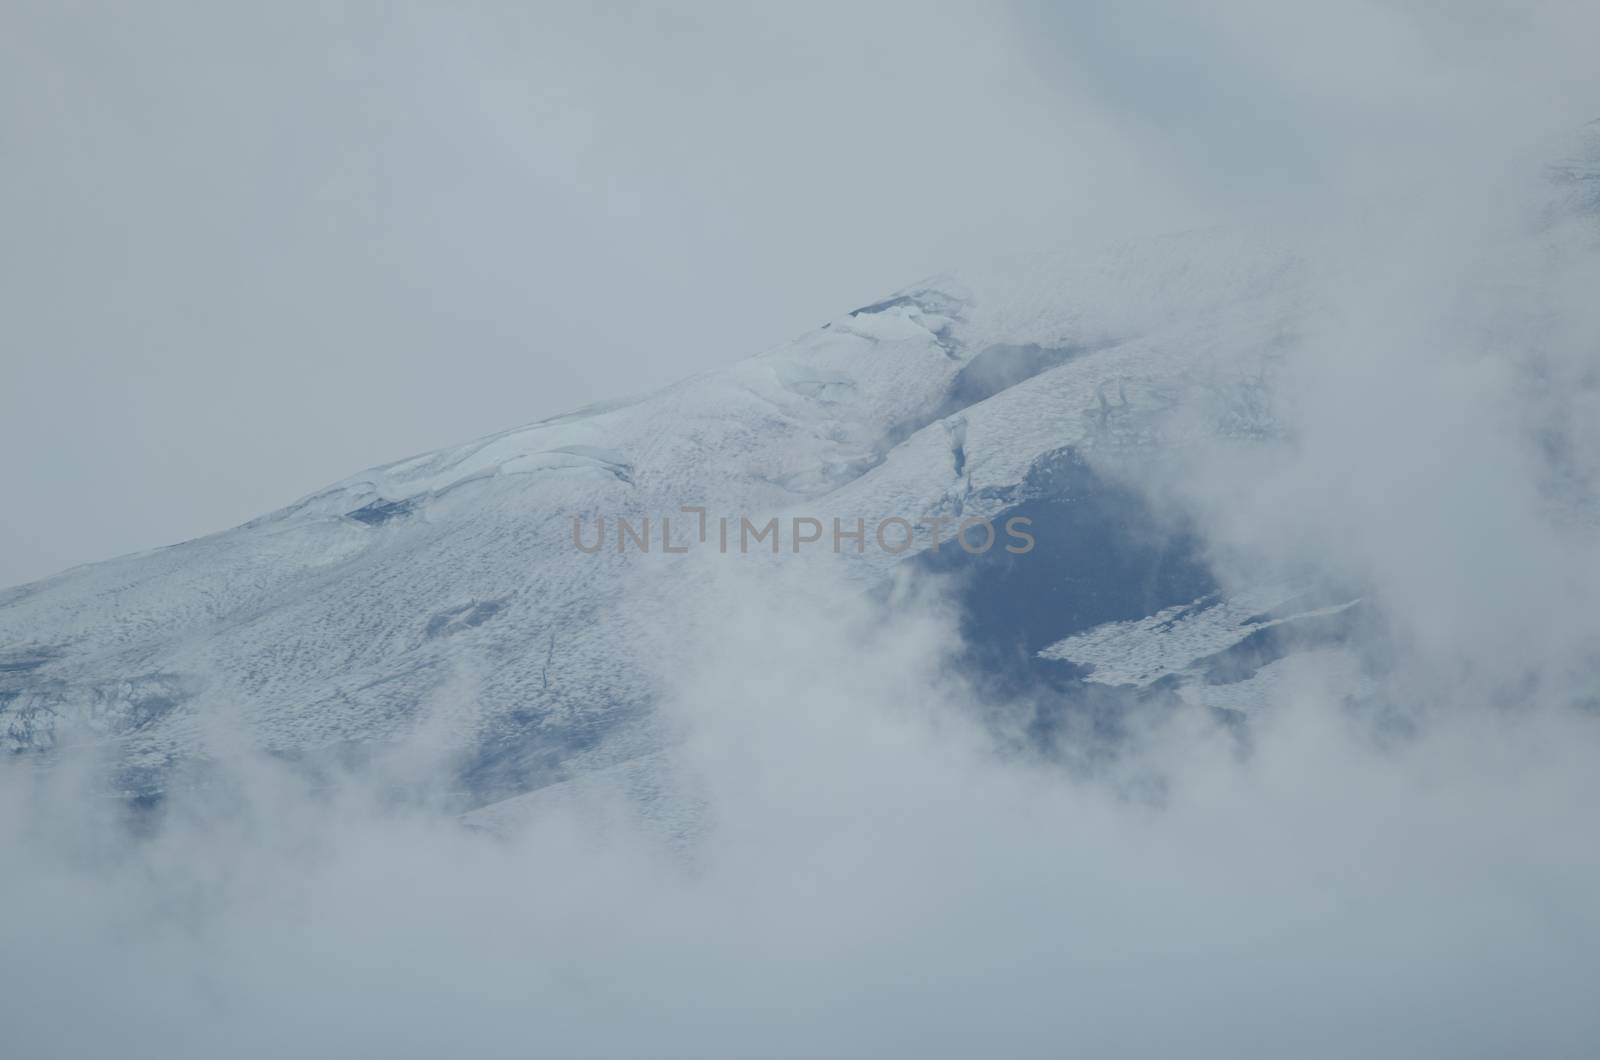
[0,2,1188,587]
[3,2,1596,587]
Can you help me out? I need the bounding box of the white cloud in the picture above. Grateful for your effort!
[4,4,1600,1056]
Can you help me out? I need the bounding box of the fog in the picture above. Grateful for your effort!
[5,554,1600,1057]
[5,2,1600,1057]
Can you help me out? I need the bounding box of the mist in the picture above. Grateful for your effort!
[5,1,1600,1057]
[5,554,1600,1058]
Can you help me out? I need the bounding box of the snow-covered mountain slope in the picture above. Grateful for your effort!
[0,230,1362,800]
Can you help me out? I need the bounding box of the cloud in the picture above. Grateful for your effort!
[5,549,1600,1058]
[3,4,1600,1057]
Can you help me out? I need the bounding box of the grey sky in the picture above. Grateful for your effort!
[3,2,1596,588]
[0,2,1192,588]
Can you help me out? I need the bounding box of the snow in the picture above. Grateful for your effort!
[1037,588,1362,689]
[0,230,1320,797]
